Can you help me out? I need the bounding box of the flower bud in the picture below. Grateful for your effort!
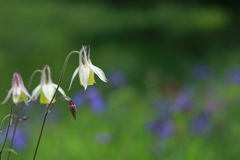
[69,100,77,120]
[22,116,28,120]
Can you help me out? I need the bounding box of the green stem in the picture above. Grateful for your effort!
[32,50,79,160]
[6,103,24,160]
[0,103,14,160]
[32,106,49,160]
[48,50,79,111]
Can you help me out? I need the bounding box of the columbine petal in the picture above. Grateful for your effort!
[32,65,67,104]
[80,65,90,90]
[0,88,13,105]
[42,84,55,102]
[21,86,34,101]
[53,84,66,96]
[12,87,21,104]
[1,73,33,105]
[40,90,51,104]
[88,62,107,82]
[68,46,107,90]
[31,85,41,100]
[68,67,79,91]
[23,95,29,106]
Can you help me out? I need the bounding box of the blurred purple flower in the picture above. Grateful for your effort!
[108,70,126,88]
[174,93,193,111]
[148,119,174,139]
[190,111,211,135]
[226,68,240,84]
[192,64,212,79]
[85,87,102,101]
[72,91,85,107]
[72,86,105,113]
[90,98,105,113]
[11,129,27,151]
[0,127,28,151]
[0,127,27,151]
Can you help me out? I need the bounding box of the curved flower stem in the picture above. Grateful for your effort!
[8,70,40,160]
[6,103,24,160]
[32,105,49,160]
[48,51,79,108]
[49,96,71,111]
[28,70,42,90]
[0,103,14,160]
[32,51,79,160]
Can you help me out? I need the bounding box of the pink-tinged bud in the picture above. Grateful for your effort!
[22,116,28,120]
[69,100,77,120]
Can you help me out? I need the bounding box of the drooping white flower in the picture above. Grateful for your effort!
[1,72,34,106]
[69,45,107,90]
[31,65,66,104]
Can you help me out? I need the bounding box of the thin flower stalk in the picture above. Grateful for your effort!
[32,51,79,160]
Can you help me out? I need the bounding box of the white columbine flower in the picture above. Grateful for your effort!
[1,72,34,106]
[68,45,107,90]
[32,65,66,104]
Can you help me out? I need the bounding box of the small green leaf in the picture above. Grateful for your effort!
[3,148,18,155]
[0,114,12,133]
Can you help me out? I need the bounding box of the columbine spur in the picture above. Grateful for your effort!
[68,45,107,90]
[31,65,66,104]
[1,72,34,106]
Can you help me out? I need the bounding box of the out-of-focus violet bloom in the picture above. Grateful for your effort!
[0,127,28,151]
[226,68,240,84]
[85,87,102,101]
[191,64,212,79]
[72,86,105,113]
[190,111,211,135]
[108,70,126,88]
[72,91,85,107]
[148,119,174,139]
[90,98,105,113]
[174,93,193,111]
[12,130,27,151]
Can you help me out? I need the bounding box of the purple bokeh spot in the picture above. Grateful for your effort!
[108,70,126,88]
[192,64,211,79]
[148,119,174,139]
[0,127,28,151]
[72,91,85,107]
[85,87,102,101]
[226,68,240,84]
[90,98,105,113]
[190,111,211,135]
[175,94,193,110]
[71,86,106,113]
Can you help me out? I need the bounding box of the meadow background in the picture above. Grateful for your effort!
[1,0,240,159]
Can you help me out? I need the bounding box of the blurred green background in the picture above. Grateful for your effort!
[1,0,240,159]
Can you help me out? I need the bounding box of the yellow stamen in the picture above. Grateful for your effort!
[18,92,25,102]
[40,90,56,104]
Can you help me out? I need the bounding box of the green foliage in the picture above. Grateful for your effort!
[0,0,240,160]
[2,148,18,155]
